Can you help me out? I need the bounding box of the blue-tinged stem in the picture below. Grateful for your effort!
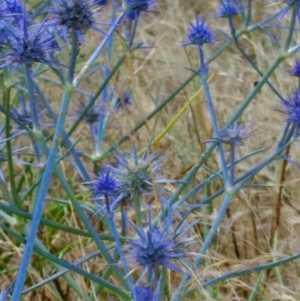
[73,12,125,87]
[24,65,40,134]
[197,193,233,265]
[284,6,296,52]
[24,65,43,165]
[230,144,235,184]
[228,16,235,36]
[107,0,117,61]
[247,10,286,31]
[11,32,78,301]
[94,110,109,159]
[104,194,133,288]
[277,123,296,149]
[199,45,230,185]
[133,190,143,229]
[172,193,234,300]
[244,0,252,28]
[170,55,283,207]
[33,82,90,182]
[128,12,140,47]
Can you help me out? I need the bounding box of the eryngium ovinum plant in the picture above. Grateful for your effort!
[0,0,300,300]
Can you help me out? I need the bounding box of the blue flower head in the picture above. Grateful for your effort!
[0,14,59,69]
[183,15,217,47]
[206,121,255,146]
[94,168,120,196]
[279,89,300,128]
[47,0,105,44]
[289,60,300,77]
[216,0,240,18]
[127,206,198,282]
[109,143,174,197]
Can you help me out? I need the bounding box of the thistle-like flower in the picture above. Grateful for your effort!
[127,207,198,282]
[216,0,241,18]
[289,60,300,77]
[109,143,174,197]
[279,89,300,128]
[94,168,121,197]
[0,15,59,69]
[88,167,128,215]
[47,0,106,44]
[182,15,217,47]
[205,121,255,146]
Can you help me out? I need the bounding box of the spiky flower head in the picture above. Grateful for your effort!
[216,0,240,18]
[127,207,198,281]
[94,168,120,197]
[87,167,126,215]
[289,60,300,77]
[183,15,217,47]
[47,0,104,44]
[0,15,59,69]
[108,143,173,197]
[279,89,300,128]
[206,121,255,146]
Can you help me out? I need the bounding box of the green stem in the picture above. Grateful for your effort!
[133,190,142,229]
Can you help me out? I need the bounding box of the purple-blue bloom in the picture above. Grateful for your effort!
[47,0,106,44]
[289,60,300,77]
[126,207,198,281]
[108,143,174,197]
[216,0,240,18]
[279,89,300,128]
[0,16,59,69]
[94,168,120,197]
[182,15,217,47]
[205,121,255,146]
